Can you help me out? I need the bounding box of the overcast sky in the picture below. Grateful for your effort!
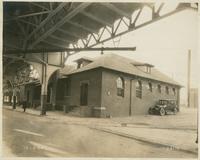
[65,4,198,104]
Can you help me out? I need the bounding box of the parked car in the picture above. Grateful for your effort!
[148,99,178,116]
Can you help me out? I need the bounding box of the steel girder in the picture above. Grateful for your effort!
[3,3,197,52]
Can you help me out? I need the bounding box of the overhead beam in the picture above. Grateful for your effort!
[132,7,143,26]
[81,11,112,27]
[30,3,91,48]
[30,2,50,11]
[66,20,97,33]
[87,4,195,50]
[101,3,131,19]
[26,3,67,43]
[19,19,76,44]
[3,43,22,50]
[16,20,27,36]
[5,11,51,22]
[3,54,44,64]
[19,18,81,41]
[50,35,72,43]
[42,40,68,48]
[4,47,136,54]
[19,19,38,27]
[57,28,81,39]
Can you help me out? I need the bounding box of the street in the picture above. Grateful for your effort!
[2,108,197,158]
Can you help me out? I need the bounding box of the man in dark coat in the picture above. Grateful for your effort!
[22,100,27,112]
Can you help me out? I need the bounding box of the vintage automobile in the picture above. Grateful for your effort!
[148,99,178,116]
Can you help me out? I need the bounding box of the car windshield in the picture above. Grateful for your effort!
[158,100,168,105]
[169,100,176,105]
[158,100,176,105]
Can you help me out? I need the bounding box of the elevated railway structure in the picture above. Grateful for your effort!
[3,2,198,115]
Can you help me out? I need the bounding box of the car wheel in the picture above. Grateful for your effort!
[174,108,177,115]
[159,108,165,116]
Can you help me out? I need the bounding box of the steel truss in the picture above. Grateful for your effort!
[70,3,196,50]
[4,3,197,51]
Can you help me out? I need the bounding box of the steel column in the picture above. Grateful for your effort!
[40,63,47,115]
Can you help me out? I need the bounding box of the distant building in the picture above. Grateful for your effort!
[189,88,198,108]
[20,54,182,117]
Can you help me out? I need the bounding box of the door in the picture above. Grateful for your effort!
[80,83,88,106]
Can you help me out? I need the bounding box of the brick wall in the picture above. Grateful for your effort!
[101,69,180,117]
[69,69,102,116]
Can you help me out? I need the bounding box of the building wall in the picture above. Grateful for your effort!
[130,78,180,115]
[69,69,102,116]
[101,69,180,117]
[101,69,131,117]
[55,78,68,110]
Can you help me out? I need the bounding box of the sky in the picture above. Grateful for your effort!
[64,4,198,104]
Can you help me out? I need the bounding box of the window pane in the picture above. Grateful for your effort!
[117,77,124,97]
[158,85,161,93]
[136,81,142,98]
[116,77,123,88]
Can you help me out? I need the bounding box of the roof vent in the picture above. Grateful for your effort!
[132,62,154,74]
[74,57,94,69]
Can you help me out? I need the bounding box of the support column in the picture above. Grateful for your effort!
[52,70,59,110]
[40,64,48,115]
[51,81,57,110]
[9,95,12,105]
[12,87,17,109]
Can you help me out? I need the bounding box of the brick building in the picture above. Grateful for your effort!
[22,54,181,117]
[55,54,181,117]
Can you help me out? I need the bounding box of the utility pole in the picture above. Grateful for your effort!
[187,49,191,108]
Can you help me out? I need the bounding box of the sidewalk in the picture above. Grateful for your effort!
[3,105,120,127]
[92,126,198,154]
[3,105,198,155]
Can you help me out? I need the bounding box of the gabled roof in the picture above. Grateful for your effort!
[65,54,181,86]
[73,57,94,63]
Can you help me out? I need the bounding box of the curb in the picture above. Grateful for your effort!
[91,127,198,155]
[4,107,43,117]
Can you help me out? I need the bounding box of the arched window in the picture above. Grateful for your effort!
[165,86,169,94]
[148,82,152,92]
[116,77,124,97]
[157,84,161,93]
[136,80,142,98]
[172,88,176,95]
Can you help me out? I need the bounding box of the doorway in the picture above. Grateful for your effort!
[80,83,88,106]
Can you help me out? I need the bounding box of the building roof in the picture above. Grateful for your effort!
[73,57,94,63]
[64,54,181,86]
[60,65,76,74]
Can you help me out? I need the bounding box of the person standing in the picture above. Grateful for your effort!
[22,100,27,112]
[12,88,17,109]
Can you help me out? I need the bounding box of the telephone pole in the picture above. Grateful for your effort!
[187,49,191,108]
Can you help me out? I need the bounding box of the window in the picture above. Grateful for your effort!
[136,81,142,98]
[165,86,169,94]
[148,82,152,92]
[146,67,151,73]
[157,84,161,93]
[172,88,176,95]
[116,77,124,97]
